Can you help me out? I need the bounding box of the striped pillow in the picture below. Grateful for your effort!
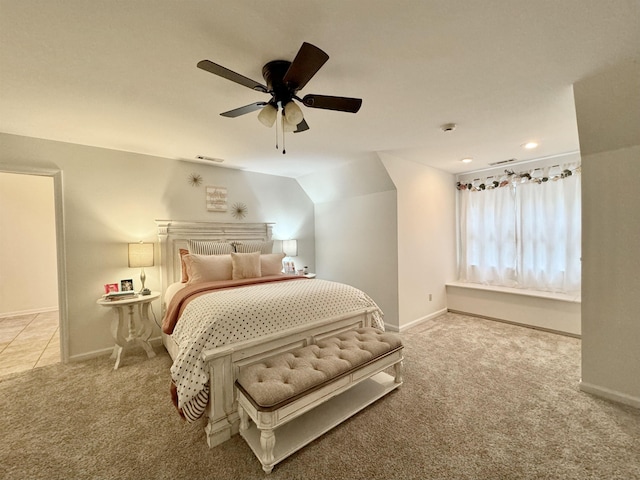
[188,240,234,255]
[234,240,274,254]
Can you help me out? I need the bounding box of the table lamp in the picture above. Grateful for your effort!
[128,242,154,295]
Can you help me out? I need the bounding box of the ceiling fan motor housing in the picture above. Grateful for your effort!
[262,60,295,106]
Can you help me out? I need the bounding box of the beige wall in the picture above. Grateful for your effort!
[298,155,399,329]
[379,153,457,330]
[574,59,640,407]
[0,172,58,315]
[0,133,315,361]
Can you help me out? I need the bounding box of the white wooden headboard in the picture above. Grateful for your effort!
[155,220,274,303]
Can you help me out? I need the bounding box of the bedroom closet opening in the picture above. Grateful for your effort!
[0,171,60,376]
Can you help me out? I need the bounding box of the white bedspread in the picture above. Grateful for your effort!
[170,278,384,421]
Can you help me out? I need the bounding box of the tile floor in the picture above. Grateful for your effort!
[0,310,60,377]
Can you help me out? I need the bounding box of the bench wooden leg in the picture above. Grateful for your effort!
[394,360,404,384]
[260,429,276,474]
[238,404,250,431]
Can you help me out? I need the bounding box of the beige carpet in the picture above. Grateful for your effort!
[1,313,639,480]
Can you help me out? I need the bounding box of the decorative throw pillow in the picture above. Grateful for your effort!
[260,252,285,276]
[179,248,190,283]
[183,253,233,284]
[234,240,274,254]
[231,251,261,279]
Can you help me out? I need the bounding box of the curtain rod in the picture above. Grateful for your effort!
[457,150,580,177]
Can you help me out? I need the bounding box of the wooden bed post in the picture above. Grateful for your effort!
[204,347,235,447]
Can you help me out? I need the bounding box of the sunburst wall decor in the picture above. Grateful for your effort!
[231,202,248,219]
[188,173,203,186]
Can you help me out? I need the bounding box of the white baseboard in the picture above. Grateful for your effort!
[68,336,165,363]
[386,308,448,333]
[0,306,58,318]
[579,381,640,409]
[448,309,581,339]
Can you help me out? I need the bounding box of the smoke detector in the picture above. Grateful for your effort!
[440,123,457,133]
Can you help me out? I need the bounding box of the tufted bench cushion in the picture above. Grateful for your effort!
[236,327,402,410]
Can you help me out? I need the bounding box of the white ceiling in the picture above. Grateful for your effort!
[1,1,639,178]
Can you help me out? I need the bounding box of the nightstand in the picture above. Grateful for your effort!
[97,291,160,369]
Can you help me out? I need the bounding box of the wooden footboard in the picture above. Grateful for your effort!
[199,307,378,448]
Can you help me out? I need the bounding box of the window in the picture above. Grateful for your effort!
[457,162,581,294]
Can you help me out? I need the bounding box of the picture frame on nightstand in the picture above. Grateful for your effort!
[120,279,134,291]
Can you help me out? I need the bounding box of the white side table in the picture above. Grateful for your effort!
[97,291,160,369]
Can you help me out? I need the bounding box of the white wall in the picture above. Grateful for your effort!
[298,156,399,329]
[574,59,640,407]
[0,133,315,361]
[379,153,457,330]
[0,172,58,315]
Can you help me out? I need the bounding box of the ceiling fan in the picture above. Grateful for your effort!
[197,42,362,152]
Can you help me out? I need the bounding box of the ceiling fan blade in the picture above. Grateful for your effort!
[220,102,267,118]
[283,42,329,92]
[301,94,362,113]
[197,60,267,92]
[294,119,309,133]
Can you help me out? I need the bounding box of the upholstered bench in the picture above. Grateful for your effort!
[235,327,404,473]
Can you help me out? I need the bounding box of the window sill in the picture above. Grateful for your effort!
[446,282,581,304]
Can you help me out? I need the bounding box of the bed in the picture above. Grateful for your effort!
[156,220,386,447]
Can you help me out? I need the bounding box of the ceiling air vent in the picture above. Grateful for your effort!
[488,158,517,166]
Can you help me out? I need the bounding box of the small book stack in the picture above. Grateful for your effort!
[103,291,138,301]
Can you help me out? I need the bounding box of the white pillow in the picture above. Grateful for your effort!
[231,251,261,279]
[183,253,232,284]
[260,252,285,276]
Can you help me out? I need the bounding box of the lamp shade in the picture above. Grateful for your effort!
[128,242,154,268]
[283,101,304,126]
[282,119,297,132]
[257,103,277,127]
[282,239,298,257]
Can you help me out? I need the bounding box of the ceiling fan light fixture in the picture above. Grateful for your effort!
[257,103,277,127]
[283,101,304,126]
[282,119,297,132]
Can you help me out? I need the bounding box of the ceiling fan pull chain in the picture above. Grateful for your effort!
[275,109,279,151]
[282,115,286,154]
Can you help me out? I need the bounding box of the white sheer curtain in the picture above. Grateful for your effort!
[459,183,518,286]
[458,163,581,294]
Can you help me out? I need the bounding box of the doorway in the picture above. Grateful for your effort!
[0,170,65,376]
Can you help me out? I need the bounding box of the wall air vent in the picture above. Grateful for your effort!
[195,155,224,163]
[488,158,517,166]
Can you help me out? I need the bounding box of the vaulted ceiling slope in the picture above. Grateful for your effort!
[1,1,639,178]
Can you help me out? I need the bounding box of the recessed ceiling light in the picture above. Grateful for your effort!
[461,158,473,163]
[522,142,538,149]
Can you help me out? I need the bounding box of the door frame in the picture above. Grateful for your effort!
[0,165,69,363]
